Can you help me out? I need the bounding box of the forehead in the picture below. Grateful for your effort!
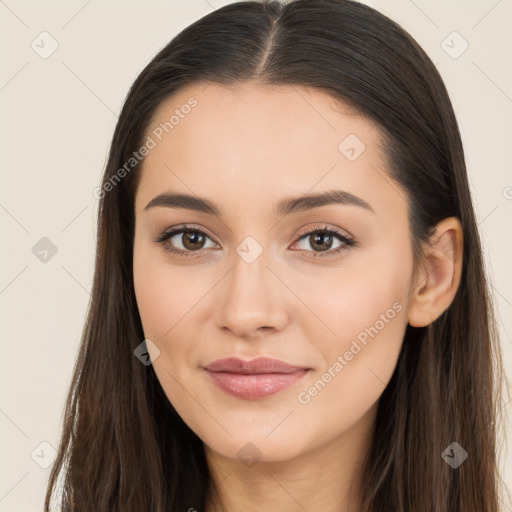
[135,82,395,217]
[144,81,375,160]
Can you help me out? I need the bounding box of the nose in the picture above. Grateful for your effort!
[213,247,290,339]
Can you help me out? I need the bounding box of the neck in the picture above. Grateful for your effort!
[204,403,377,512]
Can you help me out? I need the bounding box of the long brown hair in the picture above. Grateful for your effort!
[44,1,509,510]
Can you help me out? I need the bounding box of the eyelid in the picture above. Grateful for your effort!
[155,223,217,243]
[294,222,353,241]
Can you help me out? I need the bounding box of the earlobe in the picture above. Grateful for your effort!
[407,217,464,328]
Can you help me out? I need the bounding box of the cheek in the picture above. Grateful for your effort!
[292,240,412,350]
[133,262,173,340]
[133,240,205,341]
[133,247,209,423]
[291,243,412,415]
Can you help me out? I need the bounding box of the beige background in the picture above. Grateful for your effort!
[1,0,511,510]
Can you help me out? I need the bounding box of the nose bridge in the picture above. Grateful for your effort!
[214,237,288,336]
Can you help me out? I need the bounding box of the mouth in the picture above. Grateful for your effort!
[202,357,312,400]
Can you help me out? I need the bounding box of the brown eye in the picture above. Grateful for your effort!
[155,226,218,257]
[291,225,356,259]
[308,232,335,252]
[181,231,207,251]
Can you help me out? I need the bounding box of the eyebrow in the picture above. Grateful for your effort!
[144,189,375,217]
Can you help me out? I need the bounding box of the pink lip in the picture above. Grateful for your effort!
[203,357,311,400]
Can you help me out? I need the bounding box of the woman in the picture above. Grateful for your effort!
[44,1,508,510]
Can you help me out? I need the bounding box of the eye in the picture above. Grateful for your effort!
[154,223,357,259]
[154,225,218,258]
[290,224,356,258]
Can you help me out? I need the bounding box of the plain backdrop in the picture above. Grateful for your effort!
[1,1,511,510]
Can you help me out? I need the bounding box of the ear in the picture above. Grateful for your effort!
[408,217,464,327]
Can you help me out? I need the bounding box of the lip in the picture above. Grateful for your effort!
[202,357,312,400]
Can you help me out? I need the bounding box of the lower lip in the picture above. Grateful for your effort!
[204,369,310,400]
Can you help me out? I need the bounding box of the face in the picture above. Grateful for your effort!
[133,82,413,463]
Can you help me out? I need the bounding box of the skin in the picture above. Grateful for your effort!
[132,82,463,512]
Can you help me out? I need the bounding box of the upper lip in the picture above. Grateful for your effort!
[204,357,310,374]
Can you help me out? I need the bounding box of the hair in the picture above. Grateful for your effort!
[44,1,509,510]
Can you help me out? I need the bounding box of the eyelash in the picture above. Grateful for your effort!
[154,223,357,259]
